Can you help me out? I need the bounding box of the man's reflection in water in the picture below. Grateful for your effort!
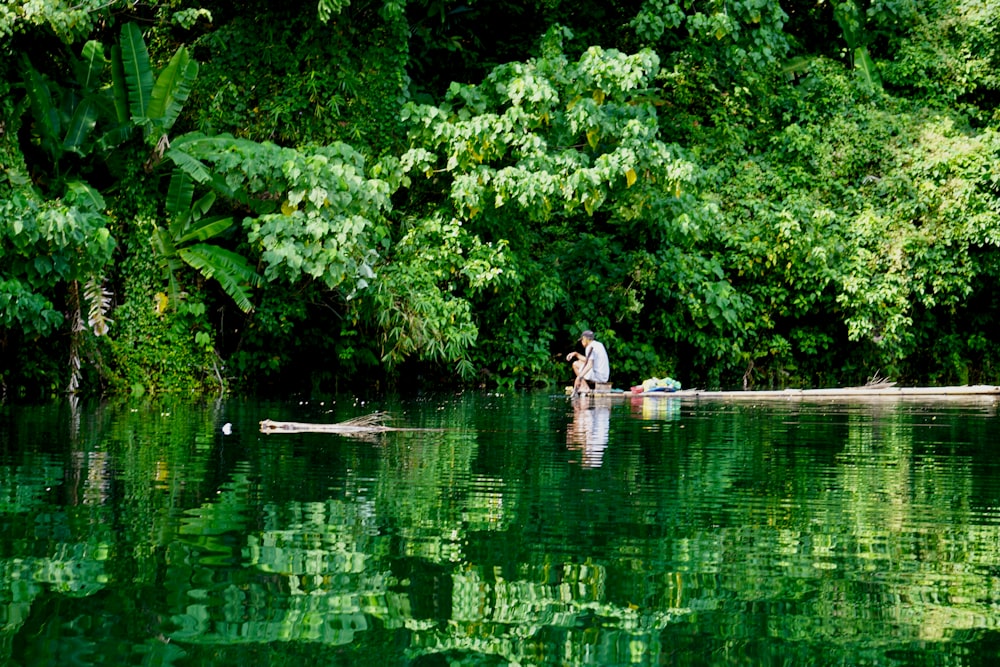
[567,396,611,468]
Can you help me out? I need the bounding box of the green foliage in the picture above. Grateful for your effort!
[876,0,1000,109]
[116,22,199,152]
[0,184,115,338]
[20,47,121,180]
[632,0,790,64]
[167,133,391,294]
[836,116,1000,353]
[154,169,262,313]
[833,0,881,90]
[18,23,197,181]
[702,62,1000,387]
[360,214,508,377]
[186,8,408,153]
[172,7,213,30]
[402,28,693,226]
[399,26,707,385]
[106,213,222,396]
[5,21,212,395]
[0,0,110,42]
[317,0,352,22]
[4,0,1000,393]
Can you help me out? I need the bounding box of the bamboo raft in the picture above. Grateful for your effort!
[566,385,1000,400]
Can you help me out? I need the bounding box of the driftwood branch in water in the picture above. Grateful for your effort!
[259,412,440,435]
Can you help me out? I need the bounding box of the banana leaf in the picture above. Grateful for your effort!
[75,41,107,93]
[62,98,99,154]
[166,141,215,184]
[119,23,153,120]
[178,244,262,313]
[175,216,234,245]
[146,47,199,134]
[21,60,62,159]
[853,46,881,90]
[166,169,195,222]
[108,44,131,127]
[167,139,246,205]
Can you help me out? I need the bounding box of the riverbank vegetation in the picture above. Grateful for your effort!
[2,0,999,398]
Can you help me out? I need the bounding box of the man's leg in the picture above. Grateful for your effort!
[571,360,588,393]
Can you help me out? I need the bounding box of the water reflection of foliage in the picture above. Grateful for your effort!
[1,399,221,663]
[7,399,1000,664]
[411,562,685,664]
[0,445,113,647]
[376,431,483,563]
[171,486,684,663]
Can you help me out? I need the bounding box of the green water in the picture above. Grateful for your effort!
[3,392,1000,666]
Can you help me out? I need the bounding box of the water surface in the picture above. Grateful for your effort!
[3,392,1000,665]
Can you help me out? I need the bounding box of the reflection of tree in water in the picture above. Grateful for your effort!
[567,398,611,468]
[12,399,1000,665]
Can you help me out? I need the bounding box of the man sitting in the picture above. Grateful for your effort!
[566,330,610,394]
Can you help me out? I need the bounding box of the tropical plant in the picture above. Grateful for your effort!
[166,133,391,294]
[5,21,202,394]
[0,182,114,334]
[0,181,116,393]
[152,169,261,313]
[832,0,881,90]
[18,23,198,182]
[0,0,111,42]
[116,22,199,157]
[397,25,707,384]
[358,213,509,378]
[4,0,1000,394]
[20,44,123,185]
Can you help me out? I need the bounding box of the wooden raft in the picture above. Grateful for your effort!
[566,384,1000,399]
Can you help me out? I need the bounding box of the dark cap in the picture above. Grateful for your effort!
[579,330,595,341]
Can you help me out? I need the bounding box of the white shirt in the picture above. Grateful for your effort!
[584,340,610,383]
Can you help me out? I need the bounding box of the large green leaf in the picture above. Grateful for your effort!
[152,228,184,304]
[853,46,881,90]
[166,170,195,222]
[192,191,216,220]
[108,44,131,126]
[178,244,261,313]
[166,139,215,184]
[146,47,199,133]
[76,41,106,93]
[175,216,234,245]
[21,60,61,159]
[65,181,106,211]
[63,98,99,153]
[167,137,244,204]
[157,171,256,312]
[118,23,154,120]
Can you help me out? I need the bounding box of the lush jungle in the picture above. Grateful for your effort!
[2,0,999,399]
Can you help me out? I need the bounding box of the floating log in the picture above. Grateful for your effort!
[259,412,439,435]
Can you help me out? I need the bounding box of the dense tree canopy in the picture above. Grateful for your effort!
[2,0,999,398]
